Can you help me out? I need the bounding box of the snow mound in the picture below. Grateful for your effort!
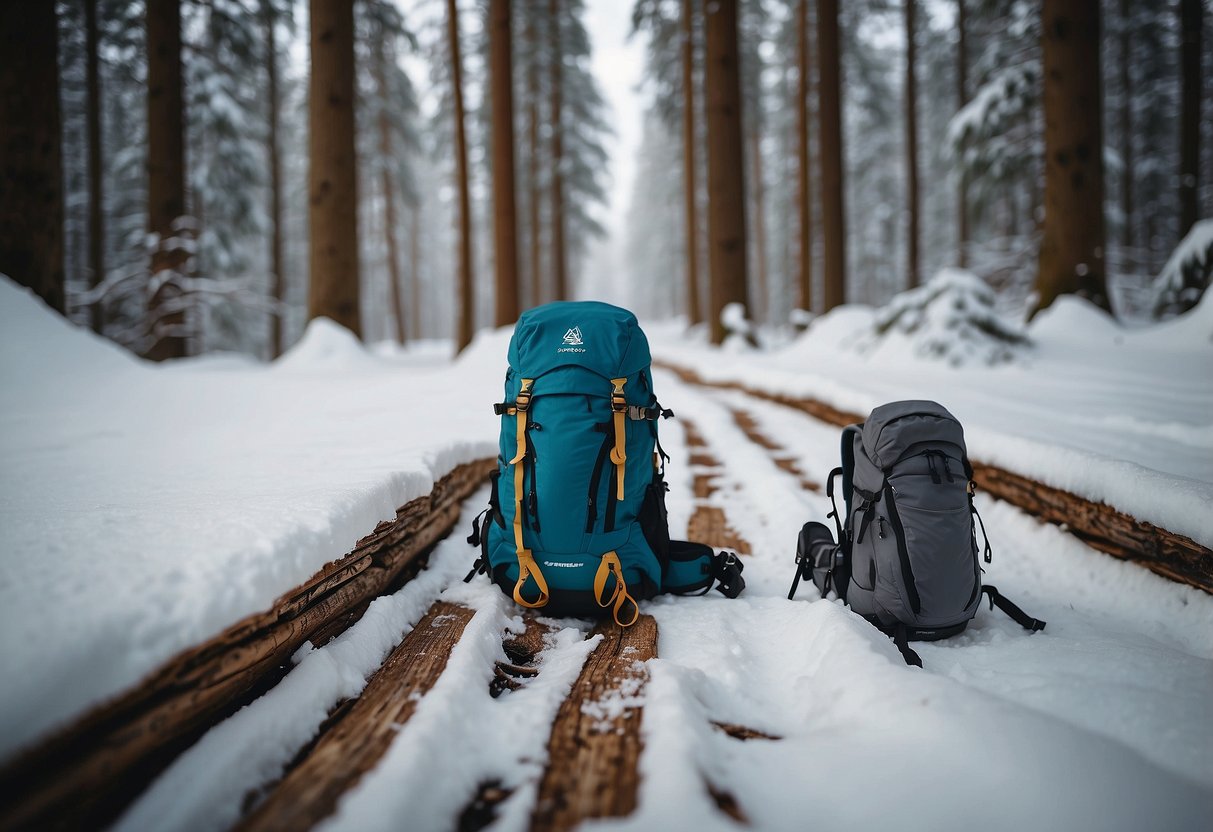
[858,269,1030,366]
[276,317,380,370]
[0,275,141,385]
[1029,293,1122,344]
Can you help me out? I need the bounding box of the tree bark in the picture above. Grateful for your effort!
[956,0,969,269]
[0,2,64,316]
[1033,0,1109,317]
[682,0,702,324]
[796,0,813,311]
[816,0,846,311]
[373,37,406,346]
[527,15,543,307]
[904,0,920,290]
[549,0,568,302]
[264,0,286,358]
[490,0,521,324]
[308,0,361,337]
[447,0,474,352]
[145,0,189,359]
[410,208,422,339]
[702,0,749,344]
[1179,0,1202,237]
[85,0,105,332]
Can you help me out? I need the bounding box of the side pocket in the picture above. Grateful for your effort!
[639,474,672,576]
[489,468,505,528]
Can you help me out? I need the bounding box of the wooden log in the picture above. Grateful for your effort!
[0,458,495,832]
[657,360,1213,594]
[530,616,659,832]
[688,506,751,556]
[237,602,476,832]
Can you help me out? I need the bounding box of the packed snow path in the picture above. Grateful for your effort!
[99,368,1213,831]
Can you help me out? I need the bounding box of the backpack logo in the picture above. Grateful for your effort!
[558,326,586,353]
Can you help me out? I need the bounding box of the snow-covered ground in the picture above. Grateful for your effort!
[0,278,501,760]
[650,275,1213,550]
[3,273,1212,830]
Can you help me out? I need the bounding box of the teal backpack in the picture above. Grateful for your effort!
[466,301,744,625]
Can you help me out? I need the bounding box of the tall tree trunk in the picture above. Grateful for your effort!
[1117,0,1132,273]
[0,3,65,315]
[410,208,422,340]
[749,129,769,322]
[1033,0,1108,316]
[85,0,105,332]
[376,44,406,345]
[145,0,189,359]
[796,0,813,312]
[447,0,474,351]
[702,0,749,344]
[264,0,286,358]
[307,0,361,336]
[681,0,702,324]
[0,8,63,318]
[526,15,543,307]
[904,0,920,290]
[816,0,846,311]
[490,0,520,324]
[956,0,968,269]
[1179,0,1202,237]
[549,0,568,302]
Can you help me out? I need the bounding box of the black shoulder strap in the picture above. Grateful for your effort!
[892,623,923,667]
[982,585,1046,631]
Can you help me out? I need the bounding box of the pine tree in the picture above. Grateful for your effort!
[956,0,968,269]
[85,0,106,332]
[1033,0,1108,316]
[308,0,362,336]
[796,0,813,312]
[549,0,568,301]
[703,0,749,343]
[1179,0,1202,237]
[446,0,475,351]
[682,0,702,323]
[904,0,920,289]
[262,0,287,357]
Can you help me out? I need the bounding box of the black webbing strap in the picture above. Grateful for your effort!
[493,402,514,415]
[712,552,745,598]
[892,623,923,667]
[982,586,1046,631]
[825,467,845,544]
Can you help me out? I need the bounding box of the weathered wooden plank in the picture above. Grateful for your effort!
[658,360,1213,594]
[0,458,495,832]
[530,616,659,832]
[237,601,477,832]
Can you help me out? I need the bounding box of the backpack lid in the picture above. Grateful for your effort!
[860,400,966,470]
[509,301,651,381]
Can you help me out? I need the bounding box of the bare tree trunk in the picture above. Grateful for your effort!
[447,0,474,351]
[956,0,968,269]
[702,0,749,344]
[681,0,702,324]
[1033,0,1108,317]
[0,3,64,315]
[490,0,520,324]
[796,0,813,311]
[749,129,769,323]
[264,0,286,357]
[145,0,189,359]
[410,209,422,339]
[376,45,406,345]
[904,0,920,290]
[816,0,846,311]
[526,15,543,307]
[308,0,361,336]
[1179,0,1202,237]
[549,0,568,302]
[84,0,105,332]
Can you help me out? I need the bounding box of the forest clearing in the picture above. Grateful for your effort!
[1,0,1212,830]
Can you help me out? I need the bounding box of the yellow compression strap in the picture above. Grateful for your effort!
[509,379,548,608]
[593,551,640,627]
[609,378,627,501]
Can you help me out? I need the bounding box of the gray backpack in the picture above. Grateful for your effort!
[789,400,1045,666]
